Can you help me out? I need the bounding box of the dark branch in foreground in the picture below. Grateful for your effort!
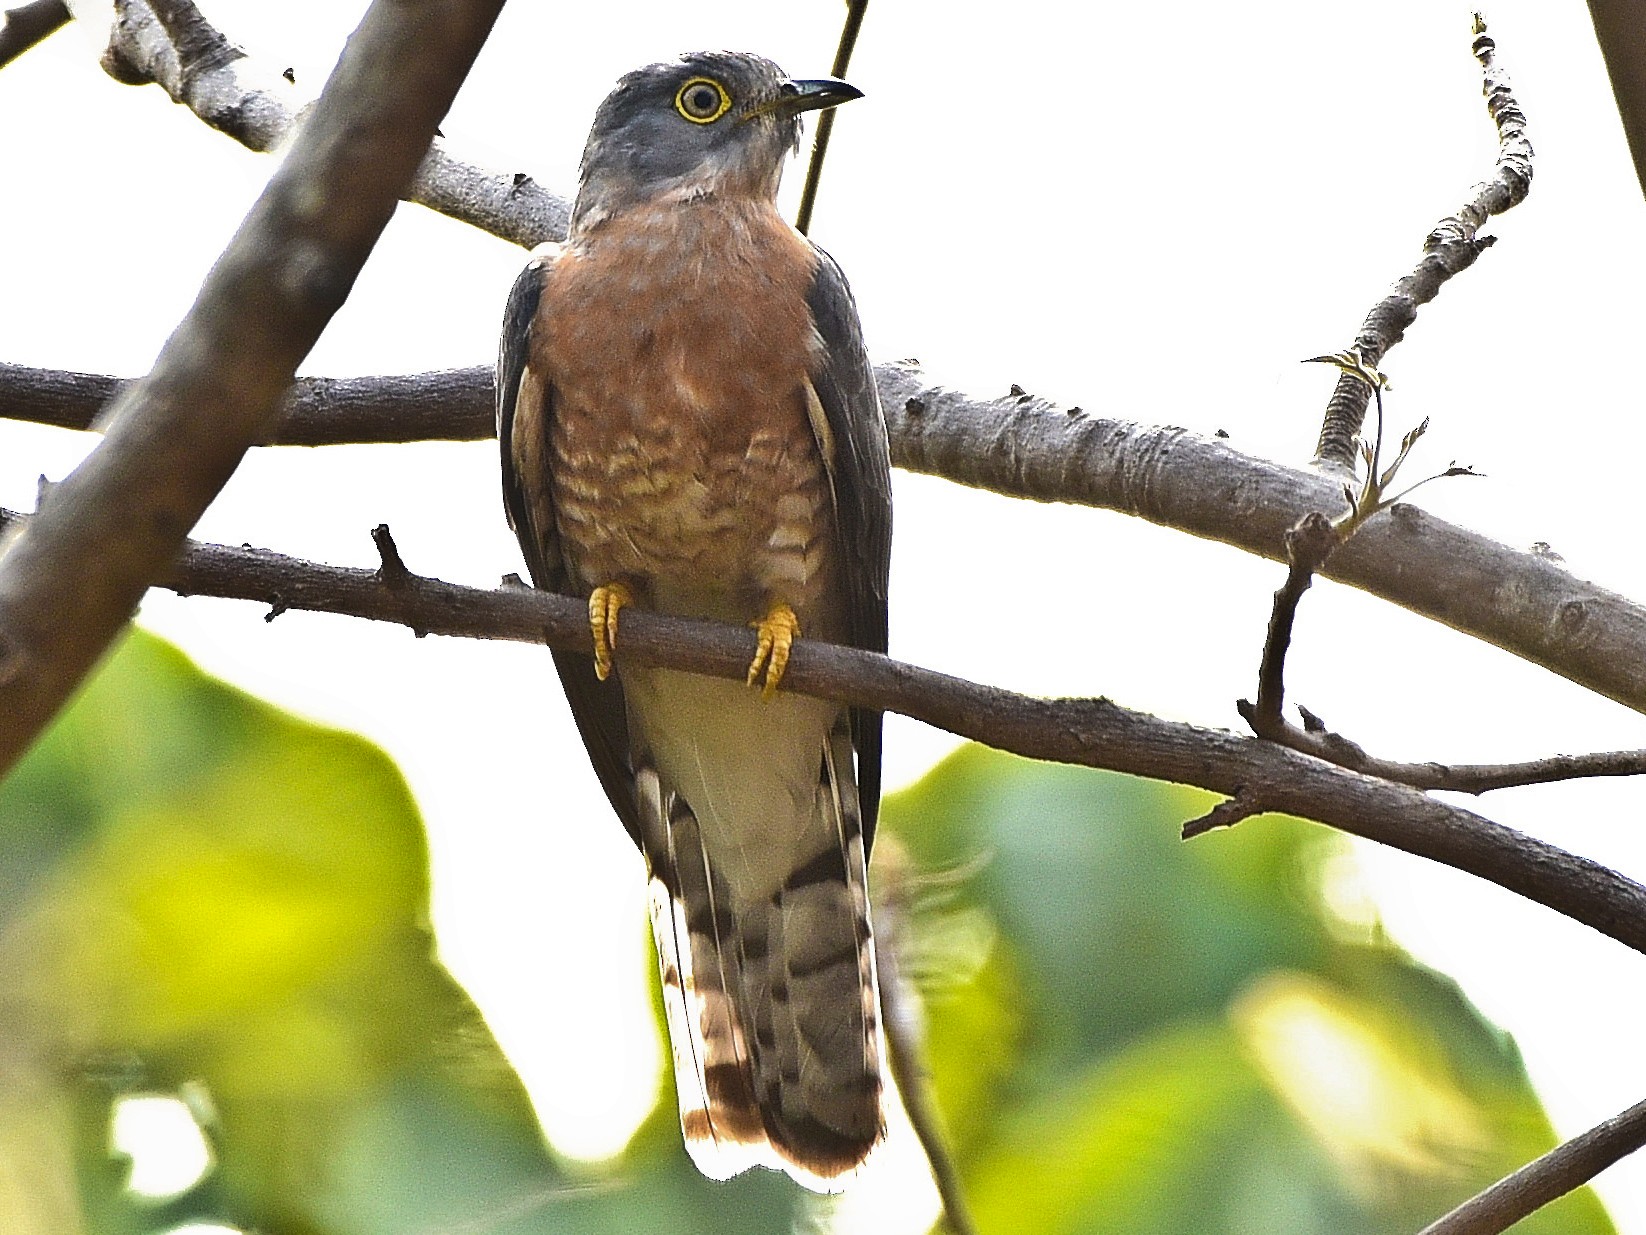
[0,0,506,777]
[1313,15,1533,471]
[9,506,1643,961]
[0,0,69,68]
[1586,0,1646,201]
[1418,1095,1646,1235]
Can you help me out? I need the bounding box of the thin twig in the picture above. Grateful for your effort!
[874,850,977,1235]
[9,509,1644,960]
[0,0,506,777]
[1236,377,1592,796]
[1418,1095,1646,1235]
[0,0,69,69]
[1313,14,1532,471]
[1244,511,1341,732]
[795,0,869,236]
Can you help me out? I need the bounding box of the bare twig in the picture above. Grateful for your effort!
[1181,788,1268,839]
[1233,379,1610,797]
[0,0,505,776]
[0,0,69,69]
[795,0,869,236]
[1313,14,1532,471]
[7,510,1638,960]
[1419,1095,1646,1235]
[101,0,569,247]
[15,360,1646,719]
[873,846,977,1235]
[1244,511,1342,733]
[370,522,411,588]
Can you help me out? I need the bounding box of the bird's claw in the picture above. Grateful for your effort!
[747,602,799,698]
[590,582,634,681]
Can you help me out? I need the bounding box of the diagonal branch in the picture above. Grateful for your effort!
[0,0,506,777]
[0,0,69,69]
[1313,15,1533,471]
[1585,0,1646,201]
[6,507,1640,961]
[101,0,569,247]
[1418,1094,1646,1235]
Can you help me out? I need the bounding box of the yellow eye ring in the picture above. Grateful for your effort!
[674,77,732,124]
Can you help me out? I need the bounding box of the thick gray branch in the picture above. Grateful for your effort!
[882,370,1646,716]
[101,0,569,247]
[0,0,505,776]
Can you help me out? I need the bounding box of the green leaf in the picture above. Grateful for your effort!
[0,630,560,1234]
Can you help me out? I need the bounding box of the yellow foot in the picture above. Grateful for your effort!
[589,582,635,681]
[747,602,800,699]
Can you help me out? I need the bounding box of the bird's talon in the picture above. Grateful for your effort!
[748,603,799,698]
[590,582,634,681]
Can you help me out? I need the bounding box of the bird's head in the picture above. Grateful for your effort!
[570,51,862,232]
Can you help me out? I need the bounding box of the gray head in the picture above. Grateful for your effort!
[570,51,862,233]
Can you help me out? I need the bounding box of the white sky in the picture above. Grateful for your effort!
[6,0,1646,1228]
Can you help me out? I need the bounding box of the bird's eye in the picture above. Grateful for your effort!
[675,77,731,124]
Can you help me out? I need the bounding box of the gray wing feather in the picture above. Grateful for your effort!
[806,246,893,850]
[497,256,642,845]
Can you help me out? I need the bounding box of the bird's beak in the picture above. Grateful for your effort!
[753,77,864,120]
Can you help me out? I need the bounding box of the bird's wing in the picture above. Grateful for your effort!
[805,245,893,850]
[498,250,642,844]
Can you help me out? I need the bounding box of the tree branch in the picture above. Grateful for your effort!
[0,0,68,69]
[1313,15,1533,471]
[7,507,1640,960]
[100,0,569,247]
[1418,1095,1646,1235]
[0,0,506,776]
[1585,0,1646,201]
[13,360,1646,721]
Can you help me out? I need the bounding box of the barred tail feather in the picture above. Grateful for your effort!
[637,729,885,1191]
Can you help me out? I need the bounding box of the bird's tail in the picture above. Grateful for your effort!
[638,725,885,1190]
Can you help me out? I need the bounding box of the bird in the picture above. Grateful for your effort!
[495,52,892,1190]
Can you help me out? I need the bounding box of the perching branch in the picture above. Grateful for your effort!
[13,359,1646,723]
[101,0,569,248]
[8,505,1645,963]
[1417,1094,1646,1235]
[0,0,506,777]
[1312,15,1532,471]
[0,0,69,69]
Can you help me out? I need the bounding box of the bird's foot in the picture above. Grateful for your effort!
[747,602,799,698]
[589,582,634,681]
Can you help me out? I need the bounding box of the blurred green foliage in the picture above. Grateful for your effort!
[0,630,1615,1235]
[881,748,1614,1235]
